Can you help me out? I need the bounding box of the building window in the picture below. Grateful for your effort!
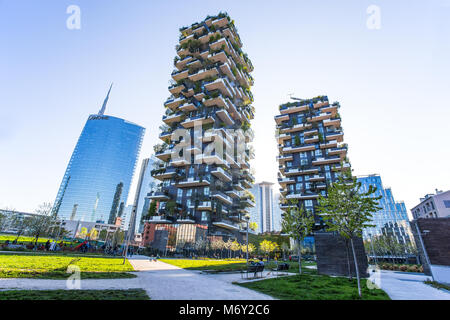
[444,200,450,208]
[201,211,209,221]
[177,189,183,201]
[204,187,209,195]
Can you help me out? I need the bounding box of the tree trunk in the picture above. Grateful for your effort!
[297,238,302,275]
[350,238,362,298]
[345,241,353,280]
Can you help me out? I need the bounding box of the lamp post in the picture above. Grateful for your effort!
[245,215,250,265]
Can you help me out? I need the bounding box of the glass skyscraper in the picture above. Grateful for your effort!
[357,174,410,241]
[52,86,145,224]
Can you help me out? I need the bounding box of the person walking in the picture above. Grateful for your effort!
[45,240,51,251]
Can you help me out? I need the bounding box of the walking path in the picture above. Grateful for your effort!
[369,269,450,300]
[0,255,274,300]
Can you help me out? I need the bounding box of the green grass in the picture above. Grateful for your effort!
[0,289,149,300]
[424,280,450,291]
[160,258,317,274]
[236,274,390,300]
[0,253,136,279]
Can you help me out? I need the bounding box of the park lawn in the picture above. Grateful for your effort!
[0,289,149,300]
[236,274,390,300]
[160,258,317,274]
[0,253,136,279]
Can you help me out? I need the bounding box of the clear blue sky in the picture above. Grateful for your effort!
[1,0,449,218]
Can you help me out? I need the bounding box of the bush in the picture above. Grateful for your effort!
[399,265,408,272]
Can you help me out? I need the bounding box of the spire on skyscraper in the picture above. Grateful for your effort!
[98,83,113,116]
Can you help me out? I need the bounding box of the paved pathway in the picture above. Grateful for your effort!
[0,255,274,300]
[368,269,450,300]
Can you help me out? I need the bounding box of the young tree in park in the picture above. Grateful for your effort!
[224,239,233,258]
[28,203,54,247]
[230,240,241,258]
[281,200,315,274]
[316,170,380,298]
[259,240,279,260]
[241,243,256,256]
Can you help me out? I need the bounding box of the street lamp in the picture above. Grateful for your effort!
[244,214,250,266]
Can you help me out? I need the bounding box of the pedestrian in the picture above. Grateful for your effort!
[45,240,51,251]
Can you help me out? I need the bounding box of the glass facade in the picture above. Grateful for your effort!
[357,174,409,240]
[52,114,144,223]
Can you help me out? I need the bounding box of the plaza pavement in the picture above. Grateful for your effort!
[368,268,450,300]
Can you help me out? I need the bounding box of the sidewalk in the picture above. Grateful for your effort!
[369,269,450,300]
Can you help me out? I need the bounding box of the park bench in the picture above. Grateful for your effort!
[272,263,290,276]
[241,264,265,279]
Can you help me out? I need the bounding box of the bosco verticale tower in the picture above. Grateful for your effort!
[148,13,256,248]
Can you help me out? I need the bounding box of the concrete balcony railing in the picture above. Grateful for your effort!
[212,191,233,205]
[211,167,232,182]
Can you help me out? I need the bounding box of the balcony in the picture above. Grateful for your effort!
[312,156,341,165]
[181,115,214,128]
[212,16,229,28]
[188,67,219,82]
[179,33,195,45]
[164,97,185,110]
[282,144,315,154]
[216,109,234,126]
[328,146,347,156]
[319,140,338,149]
[304,129,318,136]
[204,78,233,98]
[155,149,171,161]
[241,198,255,208]
[203,95,227,108]
[286,193,319,200]
[313,101,329,109]
[179,102,197,112]
[304,135,319,144]
[281,123,312,134]
[195,153,225,165]
[159,131,172,143]
[326,132,344,142]
[285,167,319,176]
[168,84,185,95]
[276,154,293,163]
[146,215,172,223]
[278,177,295,186]
[274,114,289,125]
[276,133,290,143]
[212,221,240,231]
[331,163,351,171]
[176,177,210,188]
[209,37,229,53]
[152,168,178,181]
[170,158,190,166]
[212,192,233,206]
[208,50,229,65]
[323,118,341,127]
[233,182,244,191]
[186,145,202,155]
[225,190,240,198]
[196,201,213,211]
[171,69,189,82]
[310,174,325,182]
[211,167,232,182]
[308,112,332,122]
[280,104,309,115]
[148,191,170,201]
[163,112,184,124]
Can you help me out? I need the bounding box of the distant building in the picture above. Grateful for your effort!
[249,182,275,233]
[411,189,450,219]
[128,157,158,236]
[357,174,411,243]
[52,85,145,223]
[59,219,121,239]
[0,209,41,234]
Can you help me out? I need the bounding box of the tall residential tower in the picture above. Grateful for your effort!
[148,13,255,249]
[275,95,350,226]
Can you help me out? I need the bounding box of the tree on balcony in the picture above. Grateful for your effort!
[316,170,381,298]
